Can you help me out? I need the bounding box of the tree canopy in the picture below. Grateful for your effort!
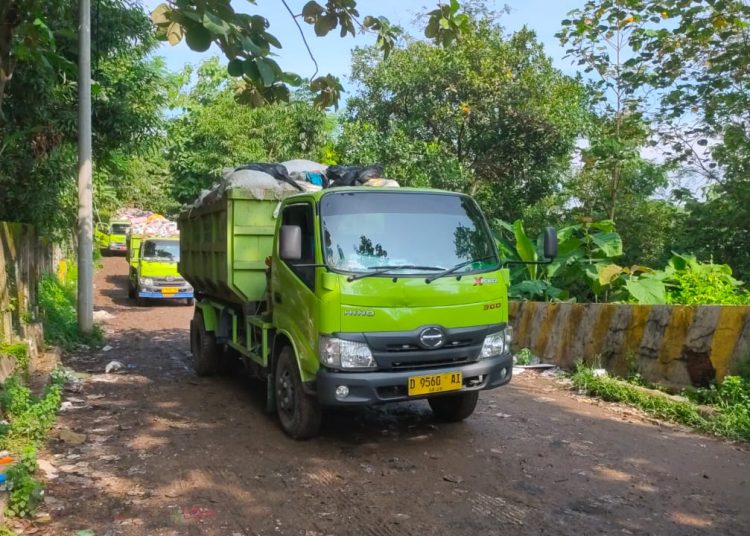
[340,19,588,223]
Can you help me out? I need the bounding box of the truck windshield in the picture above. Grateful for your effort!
[320,192,499,276]
[142,240,180,262]
[111,223,129,234]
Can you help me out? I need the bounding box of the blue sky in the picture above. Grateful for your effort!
[143,0,578,89]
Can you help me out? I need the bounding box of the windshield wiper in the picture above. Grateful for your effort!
[425,256,497,283]
[347,265,445,282]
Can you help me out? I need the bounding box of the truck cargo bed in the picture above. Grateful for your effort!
[179,189,294,304]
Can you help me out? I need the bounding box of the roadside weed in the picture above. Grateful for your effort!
[570,363,750,443]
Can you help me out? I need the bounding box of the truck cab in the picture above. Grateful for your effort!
[180,185,558,439]
[128,235,193,305]
[274,189,512,410]
[95,219,130,255]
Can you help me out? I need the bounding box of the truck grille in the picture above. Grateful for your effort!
[356,324,505,371]
[389,356,471,370]
[151,277,187,287]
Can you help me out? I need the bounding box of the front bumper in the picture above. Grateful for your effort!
[138,291,193,299]
[315,352,513,406]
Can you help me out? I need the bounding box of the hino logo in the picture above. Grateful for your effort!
[419,327,445,349]
[344,310,374,317]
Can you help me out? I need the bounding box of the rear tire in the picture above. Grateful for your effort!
[428,391,479,422]
[190,310,220,376]
[274,346,321,439]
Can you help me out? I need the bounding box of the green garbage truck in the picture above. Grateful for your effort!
[95,218,130,255]
[126,216,193,305]
[179,183,557,439]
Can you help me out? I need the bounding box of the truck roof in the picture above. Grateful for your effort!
[225,186,462,203]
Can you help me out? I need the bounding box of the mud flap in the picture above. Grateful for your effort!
[266,374,276,413]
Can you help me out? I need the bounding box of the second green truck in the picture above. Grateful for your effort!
[179,182,556,438]
[127,217,194,305]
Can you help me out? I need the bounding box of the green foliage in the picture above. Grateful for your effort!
[500,217,750,304]
[168,59,335,205]
[498,218,625,302]
[38,270,102,350]
[341,17,588,224]
[0,369,66,518]
[150,0,435,108]
[0,376,62,448]
[0,344,30,373]
[667,261,747,305]
[0,0,169,239]
[559,0,750,284]
[4,446,42,518]
[677,181,750,282]
[515,348,533,366]
[570,364,750,443]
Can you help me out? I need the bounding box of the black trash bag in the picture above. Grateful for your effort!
[234,163,304,191]
[326,165,384,188]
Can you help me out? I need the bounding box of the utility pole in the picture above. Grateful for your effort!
[77,0,93,333]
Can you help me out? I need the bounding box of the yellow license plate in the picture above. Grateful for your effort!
[408,372,463,396]
[161,287,178,294]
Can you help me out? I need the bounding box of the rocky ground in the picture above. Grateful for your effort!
[18,257,750,535]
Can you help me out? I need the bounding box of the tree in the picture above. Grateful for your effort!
[339,17,588,223]
[559,0,750,276]
[167,59,335,204]
[0,0,170,237]
[151,0,475,109]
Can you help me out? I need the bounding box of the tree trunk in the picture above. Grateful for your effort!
[0,1,20,119]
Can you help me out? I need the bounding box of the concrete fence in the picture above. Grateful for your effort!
[509,301,750,388]
[0,222,60,353]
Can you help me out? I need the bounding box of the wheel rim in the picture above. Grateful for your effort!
[276,364,295,420]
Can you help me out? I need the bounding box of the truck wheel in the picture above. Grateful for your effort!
[274,346,321,439]
[190,310,220,376]
[185,298,195,306]
[428,391,479,422]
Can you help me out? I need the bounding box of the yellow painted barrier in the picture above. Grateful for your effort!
[509,301,750,387]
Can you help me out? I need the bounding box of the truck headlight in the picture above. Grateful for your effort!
[480,330,506,359]
[139,277,154,287]
[319,336,376,369]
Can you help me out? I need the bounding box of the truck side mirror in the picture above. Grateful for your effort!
[279,225,302,261]
[543,227,558,259]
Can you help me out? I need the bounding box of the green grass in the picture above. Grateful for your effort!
[38,271,102,350]
[570,363,750,443]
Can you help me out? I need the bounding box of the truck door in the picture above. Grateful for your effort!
[273,202,319,381]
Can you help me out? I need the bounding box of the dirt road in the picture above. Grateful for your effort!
[36,257,749,535]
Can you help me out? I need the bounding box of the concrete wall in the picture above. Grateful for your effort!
[0,222,59,352]
[509,301,750,388]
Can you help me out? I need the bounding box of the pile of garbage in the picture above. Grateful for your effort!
[113,208,153,223]
[130,213,178,237]
[192,160,399,208]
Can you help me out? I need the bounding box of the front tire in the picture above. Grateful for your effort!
[185,298,195,306]
[428,391,479,422]
[274,346,321,439]
[190,310,220,376]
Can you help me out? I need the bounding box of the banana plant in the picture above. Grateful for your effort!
[495,218,625,302]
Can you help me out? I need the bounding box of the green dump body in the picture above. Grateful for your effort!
[178,189,292,305]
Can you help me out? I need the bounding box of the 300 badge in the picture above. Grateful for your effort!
[484,303,502,310]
